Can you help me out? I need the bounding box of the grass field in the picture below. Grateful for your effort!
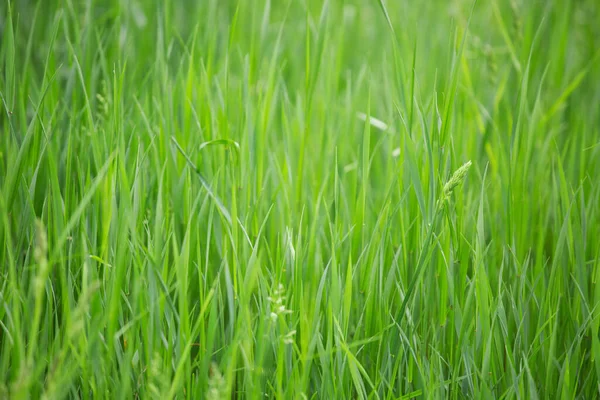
[1,0,600,398]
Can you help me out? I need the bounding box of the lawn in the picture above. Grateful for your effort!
[1,0,600,398]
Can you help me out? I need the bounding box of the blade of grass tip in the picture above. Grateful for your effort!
[171,136,232,226]
[376,0,397,38]
[3,0,15,110]
[408,38,417,133]
[440,0,477,145]
[307,0,330,103]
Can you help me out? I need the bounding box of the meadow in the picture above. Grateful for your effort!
[1,0,600,398]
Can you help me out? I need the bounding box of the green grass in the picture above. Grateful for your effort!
[1,0,600,398]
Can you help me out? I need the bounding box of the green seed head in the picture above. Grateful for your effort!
[442,160,472,200]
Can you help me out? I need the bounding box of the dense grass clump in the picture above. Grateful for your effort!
[1,0,600,398]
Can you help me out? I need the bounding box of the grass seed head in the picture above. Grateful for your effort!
[442,160,472,201]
